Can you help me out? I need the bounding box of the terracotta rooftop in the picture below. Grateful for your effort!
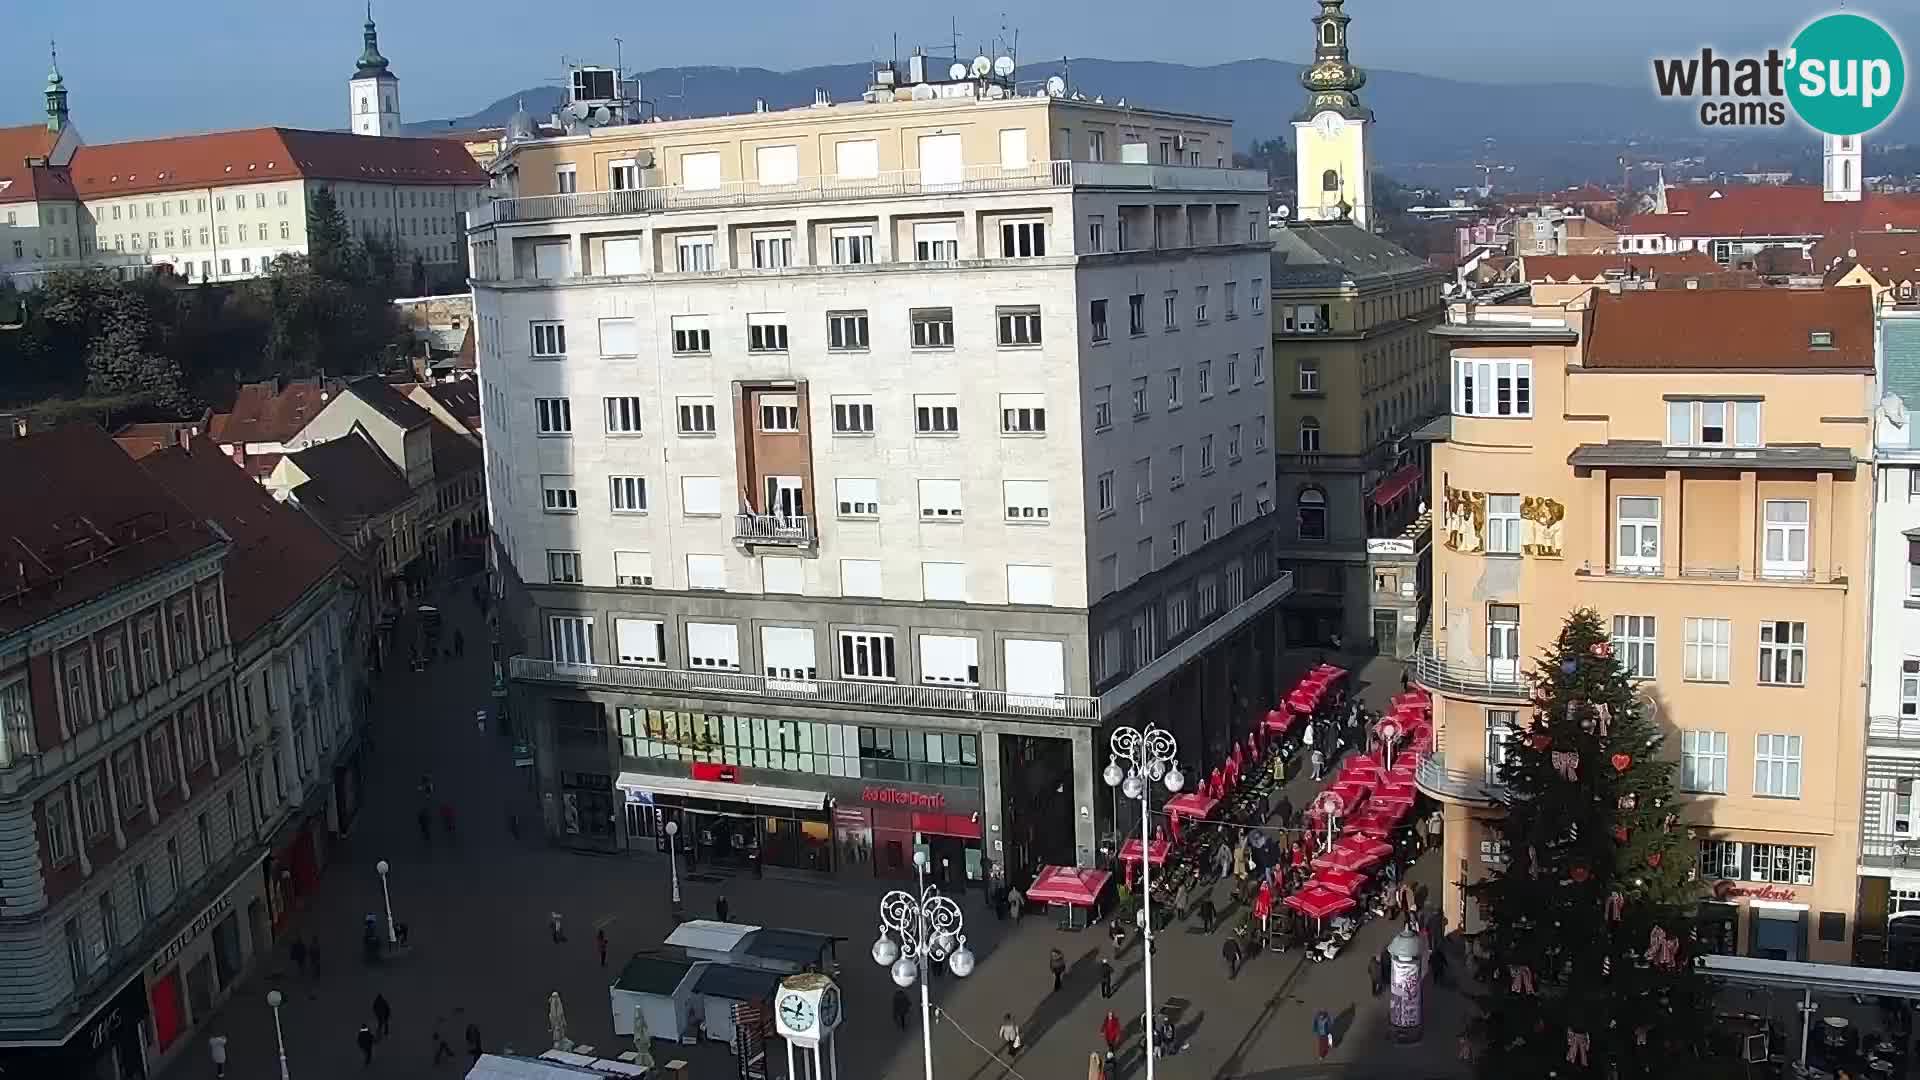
[1812,230,1920,286]
[0,425,223,636]
[210,378,344,447]
[1521,252,1720,282]
[136,438,344,645]
[112,417,211,459]
[420,379,481,433]
[282,431,414,538]
[1582,287,1875,371]
[57,127,487,200]
[0,123,71,205]
[1621,184,1920,239]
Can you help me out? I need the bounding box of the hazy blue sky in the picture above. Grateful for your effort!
[7,1,1915,140]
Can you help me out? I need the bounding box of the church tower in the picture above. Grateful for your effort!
[1824,133,1863,202]
[348,6,401,137]
[1292,0,1374,230]
[45,45,70,134]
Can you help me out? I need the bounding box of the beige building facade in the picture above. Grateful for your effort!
[1415,287,1875,964]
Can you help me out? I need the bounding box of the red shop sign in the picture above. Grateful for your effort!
[690,763,739,783]
[1712,879,1799,903]
[861,786,946,811]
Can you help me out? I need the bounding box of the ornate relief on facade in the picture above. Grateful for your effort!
[1520,495,1565,557]
[1441,487,1566,557]
[1442,486,1484,553]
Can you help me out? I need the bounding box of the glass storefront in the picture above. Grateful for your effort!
[615,707,981,787]
[640,795,836,874]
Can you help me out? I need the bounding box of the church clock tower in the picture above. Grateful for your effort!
[348,6,401,137]
[1292,0,1374,230]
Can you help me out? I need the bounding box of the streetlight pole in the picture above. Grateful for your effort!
[1102,724,1184,1080]
[375,860,396,944]
[872,850,975,1080]
[266,989,291,1080]
[664,820,682,909]
[1312,791,1342,853]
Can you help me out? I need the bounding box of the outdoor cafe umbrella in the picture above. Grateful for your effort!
[1313,845,1371,873]
[1119,837,1171,866]
[1324,780,1372,810]
[1336,834,1394,867]
[1284,884,1357,920]
[1263,707,1297,734]
[1311,867,1368,897]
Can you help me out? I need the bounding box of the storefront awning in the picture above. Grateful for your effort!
[1371,464,1423,508]
[616,772,827,811]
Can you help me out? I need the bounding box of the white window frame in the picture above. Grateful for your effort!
[747,313,790,353]
[685,622,742,671]
[541,475,578,514]
[677,397,717,435]
[750,230,793,270]
[1003,480,1051,522]
[827,310,870,351]
[917,478,964,521]
[1452,358,1533,418]
[1758,620,1806,686]
[535,397,572,436]
[598,317,638,357]
[603,395,644,435]
[613,551,654,589]
[1096,472,1115,515]
[914,396,959,435]
[671,314,711,355]
[1485,494,1522,555]
[1904,658,1920,718]
[910,308,955,349]
[1680,730,1728,794]
[614,618,665,665]
[548,615,592,665]
[1762,500,1810,579]
[830,226,874,266]
[1000,394,1046,435]
[999,219,1047,258]
[609,476,648,514]
[530,320,567,359]
[1753,733,1803,798]
[1683,617,1732,683]
[831,396,875,435]
[1297,358,1320,394]
[1611,614,1656,678]
[1484,708,1514,784]
[679,476,725,517]
[1615,496,1662,573]
[758,393,800,433]
[546,550,584,584]
[996,307,1042,347]
[835,478,879,518]
[685,554,728,591]
[1746,843,1814,885]
[912,221,960,262]
[838,631,897,682]
[1666,399,1762,448]
[674,233,716,272]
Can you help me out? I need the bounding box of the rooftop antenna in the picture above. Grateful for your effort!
[614,36,623,85]
[949,17,961,63]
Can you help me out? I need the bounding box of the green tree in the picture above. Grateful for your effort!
[1234,135,1292,182]
[306,186,361,283]
[1467,608,1714,1076]
[82,283,194,418]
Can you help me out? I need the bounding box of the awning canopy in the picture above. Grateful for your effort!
[616,772,827,811]
[1371,465,1423,508]
[665,919,759,956]
[1026,865,1112,907]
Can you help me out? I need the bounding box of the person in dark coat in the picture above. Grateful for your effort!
[290,938,307,975]
[1275,795,1295,830]
[1196,893,1217,934]
[716,894,731,923]
[1048,947,1067,991]
[1099,955,1114,999]
[596,928,609,968]
[372,994,392,1038]
[1366,954,1383,996]
[465,1023,483,1062]
[357,1024,377,1067]
[892,988,912,1030]
[1222,936,1242,979]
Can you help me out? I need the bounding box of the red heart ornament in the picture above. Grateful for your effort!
[1611,753,1633,773]
[1612,826,1629,844]
[1570,865,1590,883]
[1646,852,1662,868]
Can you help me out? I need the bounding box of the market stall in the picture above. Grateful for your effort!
[1026,865,1112,929]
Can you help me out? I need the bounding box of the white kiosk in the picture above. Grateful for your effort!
[772,972,842,1080]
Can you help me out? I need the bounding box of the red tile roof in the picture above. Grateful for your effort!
[1521,252,1721,282]
[1811,229,1920,285]
[136,438,344,645]
[210,378,344,447]
[1583,287,1875,371]
[1621,184,1920,239]
[61,127,487,200]
[112,417,211,460]
[0,123,71,205]
[0,425,223,635]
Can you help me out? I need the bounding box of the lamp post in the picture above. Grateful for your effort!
[374,860,397,944]
[1102,724,1183,1080]
[266,989,291,1080]
[1311,790,1343,853]
[664,820,682,909]
[1376,718,1401,765]
[871,849,974,1080]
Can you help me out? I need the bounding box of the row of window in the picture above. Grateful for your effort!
[531,306,1039,362]
[1087,280,1265,342]
[543,470,1059,525]
[531,391,1049,440]
[1091,351,1266,430]
[1483,705,1804,800]
[1093,436,1269,515]
[1611,612,1808,686]
[1093,548,1266,680]
[615,707,985,786]
[40,589,228,748]
[543,550,1058,605]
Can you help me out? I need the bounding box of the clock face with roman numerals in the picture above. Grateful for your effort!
[1313,111,1345,140]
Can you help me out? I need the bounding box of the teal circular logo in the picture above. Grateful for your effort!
[1787,13,1905,136]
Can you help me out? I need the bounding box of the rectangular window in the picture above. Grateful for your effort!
[827,311,870,350]
[603,396,644,434]
[1680,730,1728,794]
[996,307,1042,346]
[914,396,959,434]
[1163,293,1178,330]
[747,313,789,352]
[1666,399,1762,448]
[1004,480,1051,522]
[1131,377,1150,419]
[1298,358,1321,393]
[1904,658,1920,718]
[1134,457,1154,502]
[1194,285,1209,323]
[1452,359,1534,417]
[674,234,716,272]
[750,231,793,269]
[1007,564,1055,605]
[540,475,578,514]
[548,615,592,665]
[758,393,800,433]
[1698,840,1743,880]
[1615,496,1662,572]
[1683,617,1733,683]
[839,631,897,681]
[612,551,654,589]
[1762,500,1810,578]
[1166,369,1183,409]
[679,152,719,189]
[44,795,74,867]
[917,479,964,520]
[841,559,883,596]
[910,308,954,348]
[535,397,572,435]
[920,634,980,685]
[1000,394,1046,434]
[1484,709,1514,784]
[761,626,817,680]
[1747,843,1814,885]
[1753,733,1804,798]
[1168,445,1185,488]
[686,554,728,590]
[1096,472,1115,514]
[1251,281,1266,315]
[680,476,725,516]
[670,314,711,355]
[1200,435,1215,473]
[686,623,742,671]
[1485,494,1522,554]
[1227,424,1243,462]
[832,396,875,434]
[677,397,716,434]
[1000,219,1047,258]
[912,221,959,261]
[555,165,577,193]
[1129,294,1146,335]
[830,227,874,266]
[1087,217,1105,253]
[546,550,584,584]
[922,563,969,602]
[835,478,879,517]
[1611,614,1656,678]
[1090,299,1110,342]
[1093,386,1112,431]
[597,318,637,357]
[609,476,648,513]
[1759,621,1806,686]
[62,651,92,729]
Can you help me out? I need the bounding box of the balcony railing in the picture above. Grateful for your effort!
[1861,833,1920,869]
[1869,715,1920,742]
[470,160,1269,227]
[1411,650,1530,701]
[1582,562,1845,585]
[1413,751,1508,806]
[512,656,1100,722]
[734,514,816,548]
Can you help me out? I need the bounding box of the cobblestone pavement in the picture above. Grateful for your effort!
[160,595,1471,1080]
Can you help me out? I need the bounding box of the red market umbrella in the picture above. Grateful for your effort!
[1313,846,1368,873]
[1287,688,1320,713]
[1376,779,1417,801]
[1164,792,1218,822]
[1313,663,1349,680]
[1334,834,1395,865]
[1390,691,1430,712]
[1024,865,1112,907]
[1343,810,1398,838]
[1285,885,1357,920]
[1119,837,1170,866]
[1312,867,1368,896]
[1336,760,1382,784]
[1263,708,1297,734]
[1325,780,1372,810]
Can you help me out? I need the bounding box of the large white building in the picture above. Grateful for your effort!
[472,64,1293,878]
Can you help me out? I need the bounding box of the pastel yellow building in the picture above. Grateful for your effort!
[1415,286,1875,964]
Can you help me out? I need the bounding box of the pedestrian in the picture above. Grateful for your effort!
[1099,955,1114,999]
[440,802,456,838]
[208,1034,229,1078]
[466,1022,483,1062]
[1275,794,1294,830]
[550,911,566,944]
[1415,814,1429,850]
[1426,809,1444,852]
[357,1024,377,1067]
[596,928,609,967]
[395,922,410,948]
[1222,935,1242,979]
[1312,1008,1334,1058]
[716,893,731,923]
[432,1028,455,1066]
[892,988,911,1030]
[1310,746,1325,781]
[1367,953,1383,996]
[1431,939,1450,985]
[998,1013,1022,1057]
[1173,881,1190,924]
[1197,892,1217,934]
[1049,946,1067,991]
[372,993,392,1039]
[1102,1009,1123,1054]
[417,806,433,845]
[1214,841,1233,881]
[1108,917,1126,954]
[1007,886,1024,921]
[1400,666,1410,692]
[290,937,308,975]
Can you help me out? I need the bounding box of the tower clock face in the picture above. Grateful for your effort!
[779,993,816,1033]
[1313,111,1345,140]
[819,987,841,1029]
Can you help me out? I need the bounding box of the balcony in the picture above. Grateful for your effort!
[733,514,816,549]
[1413,750,1508,806]
[1411,649,1529,702]
[1861,832,1920,872]
[1869,715,1920,744]
[512,656,1100,722]
[1581,561,1846,586]
[469,160,1270,228]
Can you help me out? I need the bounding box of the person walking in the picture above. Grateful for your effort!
[1214,841,1232,881]
[1173,881,1190,924]
[439,802,457,838]
[357,1024,377,1067]
[596,928,609,968]
[1310,746,1325,781]
[1197,891,1217,934]
[716,893,731,923]
[208,1034,229,1078]
[1222,935,1242,979]
[1049,946,1067,991]
[550,911,566,944]
[372,994,392,1039]
[1275,794,1295,830]
[1099,955,1114,999]
[1108,916,1127,955]
[998,1013,1023,1057]
[1431,939,1451,985]
[1367,953,1384,996]
[1426,809,1444,853]
[1312,1008,1334,1059]
[432,1028,455,1066]
[465,1023,484,1063]
[1101,1010,1124,1055]
[1007,886,1024,921]
[892,988,911,1030]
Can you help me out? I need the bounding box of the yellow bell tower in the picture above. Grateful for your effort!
[1291,0,1373,230]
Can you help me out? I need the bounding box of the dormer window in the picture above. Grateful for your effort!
[1809,330,1834,348]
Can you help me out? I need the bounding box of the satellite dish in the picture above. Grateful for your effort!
[1275,205,1292,219]
[566,101,591,120]
[591,106,612,125]
[985,84,1005,99]
[948,62,969,81]
[910,83,935,101]
[993,55,1015,78]
[1046,75,1067,98]
[1883,392,1910,428]
[971,55,993,77]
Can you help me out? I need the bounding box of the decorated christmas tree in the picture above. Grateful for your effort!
[1466,608,1714,1076]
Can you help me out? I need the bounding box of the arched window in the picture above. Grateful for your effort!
[1297,488,1328,541]
[1841,136,1853,151]
[1322,169,1340,193]
[1902,281,1915,302]
[1299,416,1322,453]
[1843,160,1853,190]
[1321,22,1338,46]
[360,96,368,112]
[384,96,394,112]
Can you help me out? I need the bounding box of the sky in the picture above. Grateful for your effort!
[7,1,1918,141]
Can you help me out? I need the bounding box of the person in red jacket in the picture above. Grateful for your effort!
[1101,1010,1123,1054]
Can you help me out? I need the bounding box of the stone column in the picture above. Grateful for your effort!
[171,717,191,801]
[103,754,126,850]
[71,778,92,877]
[137,731,159,825]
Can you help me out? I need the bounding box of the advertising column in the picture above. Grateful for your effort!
[1387,926,1424,1043]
